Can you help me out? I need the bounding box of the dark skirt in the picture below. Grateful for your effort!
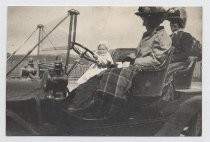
[67,66,138,117]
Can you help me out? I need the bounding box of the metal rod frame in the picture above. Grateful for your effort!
[6,13,69,76]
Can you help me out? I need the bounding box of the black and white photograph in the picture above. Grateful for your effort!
[5,5,202,137]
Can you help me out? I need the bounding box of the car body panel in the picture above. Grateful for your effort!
[6,48,202,136]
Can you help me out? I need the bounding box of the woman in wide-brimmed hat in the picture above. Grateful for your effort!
[66,7,172,119]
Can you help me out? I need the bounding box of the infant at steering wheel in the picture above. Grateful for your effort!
[77,42,113,84]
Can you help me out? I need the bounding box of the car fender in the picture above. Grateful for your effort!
[155,95,201,136]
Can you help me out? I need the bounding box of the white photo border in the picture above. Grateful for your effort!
[1,0,209,142]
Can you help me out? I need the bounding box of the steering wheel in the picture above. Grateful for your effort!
[71,42,97,63]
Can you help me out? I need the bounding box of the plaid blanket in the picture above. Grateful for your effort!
[95,66,138,116]
[162,62,189,101]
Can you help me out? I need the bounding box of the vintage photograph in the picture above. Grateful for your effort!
[6,6,202,136]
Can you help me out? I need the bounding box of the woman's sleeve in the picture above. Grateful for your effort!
[172,32,193,62]
[152,32,172,64]
[134,32,172,66]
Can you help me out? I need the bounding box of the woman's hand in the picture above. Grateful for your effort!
[122,53,136,65]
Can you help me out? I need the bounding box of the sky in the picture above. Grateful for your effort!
[7,6,202,55]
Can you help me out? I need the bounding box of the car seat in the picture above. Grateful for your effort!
[173,57,198,89]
